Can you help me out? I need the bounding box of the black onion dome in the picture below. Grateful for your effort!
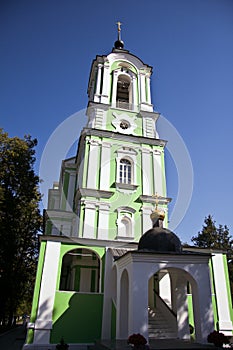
[114,40,124,49]
[138,227,182,253]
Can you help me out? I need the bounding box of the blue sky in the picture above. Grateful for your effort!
[1,0,233,243]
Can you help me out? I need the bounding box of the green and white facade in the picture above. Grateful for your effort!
[24,37,233,350]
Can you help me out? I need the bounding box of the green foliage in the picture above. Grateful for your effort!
[191,214,233,250]
[0,129,42,325]
[192,214,233,304]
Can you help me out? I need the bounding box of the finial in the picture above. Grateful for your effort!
[114,21,124,49]
[116,21,122,41]
[150,193,165,227]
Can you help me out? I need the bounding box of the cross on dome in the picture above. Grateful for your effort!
[114,21,124,49]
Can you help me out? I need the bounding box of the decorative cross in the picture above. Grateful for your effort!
[152,192,162,210]
[116,21,122,41]
[116,21,122,33]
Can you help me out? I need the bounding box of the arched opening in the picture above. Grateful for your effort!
[119,158,132,184]
[59,248,100,293]
[116,75,131,109]
[147,268,198,340]
[119,269,129,338]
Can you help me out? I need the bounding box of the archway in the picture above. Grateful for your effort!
[59,248,101,293]
[147,267,199,340]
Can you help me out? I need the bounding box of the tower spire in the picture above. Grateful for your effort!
[114,21,124,49]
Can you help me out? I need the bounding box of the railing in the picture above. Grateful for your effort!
[112,101,139,112]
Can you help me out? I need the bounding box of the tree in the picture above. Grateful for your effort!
[191,215,233,250]
[191,214,233,303]
[0,129,42,327]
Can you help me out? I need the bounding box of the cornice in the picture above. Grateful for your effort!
[81,127,167,147]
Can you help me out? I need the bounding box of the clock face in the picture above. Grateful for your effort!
[120,120,130,130]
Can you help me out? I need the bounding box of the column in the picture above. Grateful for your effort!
[153,150,163,196]
[66,170,76,212]
[99,142,111,190]
[87,139,100,189]
[82,201,96,238]
[140,73,146,104]
[34,241,61,344]
[128,264,149,340]
[101,62,110,104]
[192,264,214,343]
[132,75,137,110]
[146,74,152,104]
[141,205,153,234]
[141,148,152,195]
[94,63,103,102]
[212,253,233,334]
[101,249,114,339]
[111,71,118,107]
[176,276,190,339]
[97,203,110,240]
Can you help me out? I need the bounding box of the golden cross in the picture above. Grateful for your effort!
[116,21,122,33]
[152,192,161,211]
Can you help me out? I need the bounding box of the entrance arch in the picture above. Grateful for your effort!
[115,251,214,344]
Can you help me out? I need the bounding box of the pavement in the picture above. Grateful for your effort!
[0,325,26,350]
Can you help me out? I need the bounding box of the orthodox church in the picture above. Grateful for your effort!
[23,24,233,350]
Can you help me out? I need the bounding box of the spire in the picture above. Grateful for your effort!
[114,21,124,49]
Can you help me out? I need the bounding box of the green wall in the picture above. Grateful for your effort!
[50,292,104,343]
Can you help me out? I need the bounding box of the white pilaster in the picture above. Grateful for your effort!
[97,203,110,240]
[212,253,233,335]
[141,205,153,234]
[99,142,111,190]
[140,73,146,104]
[66,171,76,212]
[86,139,100,189]
[176,276,190,339]
[132,75,137,109]
[111,71,118,106]
[94,63,103,102]
[102,250,115,339]
[192,264,214,343]
[128,264,149,340]
[153,150,163,195]
[101,62,110,104]
[34,241,61,344]
[82,201,96,239]
[141,148,152,195]
[146,74,152,104]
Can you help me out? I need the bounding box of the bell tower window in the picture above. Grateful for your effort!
[115,74,133,110]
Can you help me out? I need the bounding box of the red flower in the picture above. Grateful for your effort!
[207,330,229,345]
[128,333,147,346]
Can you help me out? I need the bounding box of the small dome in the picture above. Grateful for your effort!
[138,227,182,253]
[114,40,124,49]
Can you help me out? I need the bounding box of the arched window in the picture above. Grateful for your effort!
[119,158,132,184]
[59,248,100,293]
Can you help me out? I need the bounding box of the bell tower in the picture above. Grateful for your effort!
[45,23,170,243]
